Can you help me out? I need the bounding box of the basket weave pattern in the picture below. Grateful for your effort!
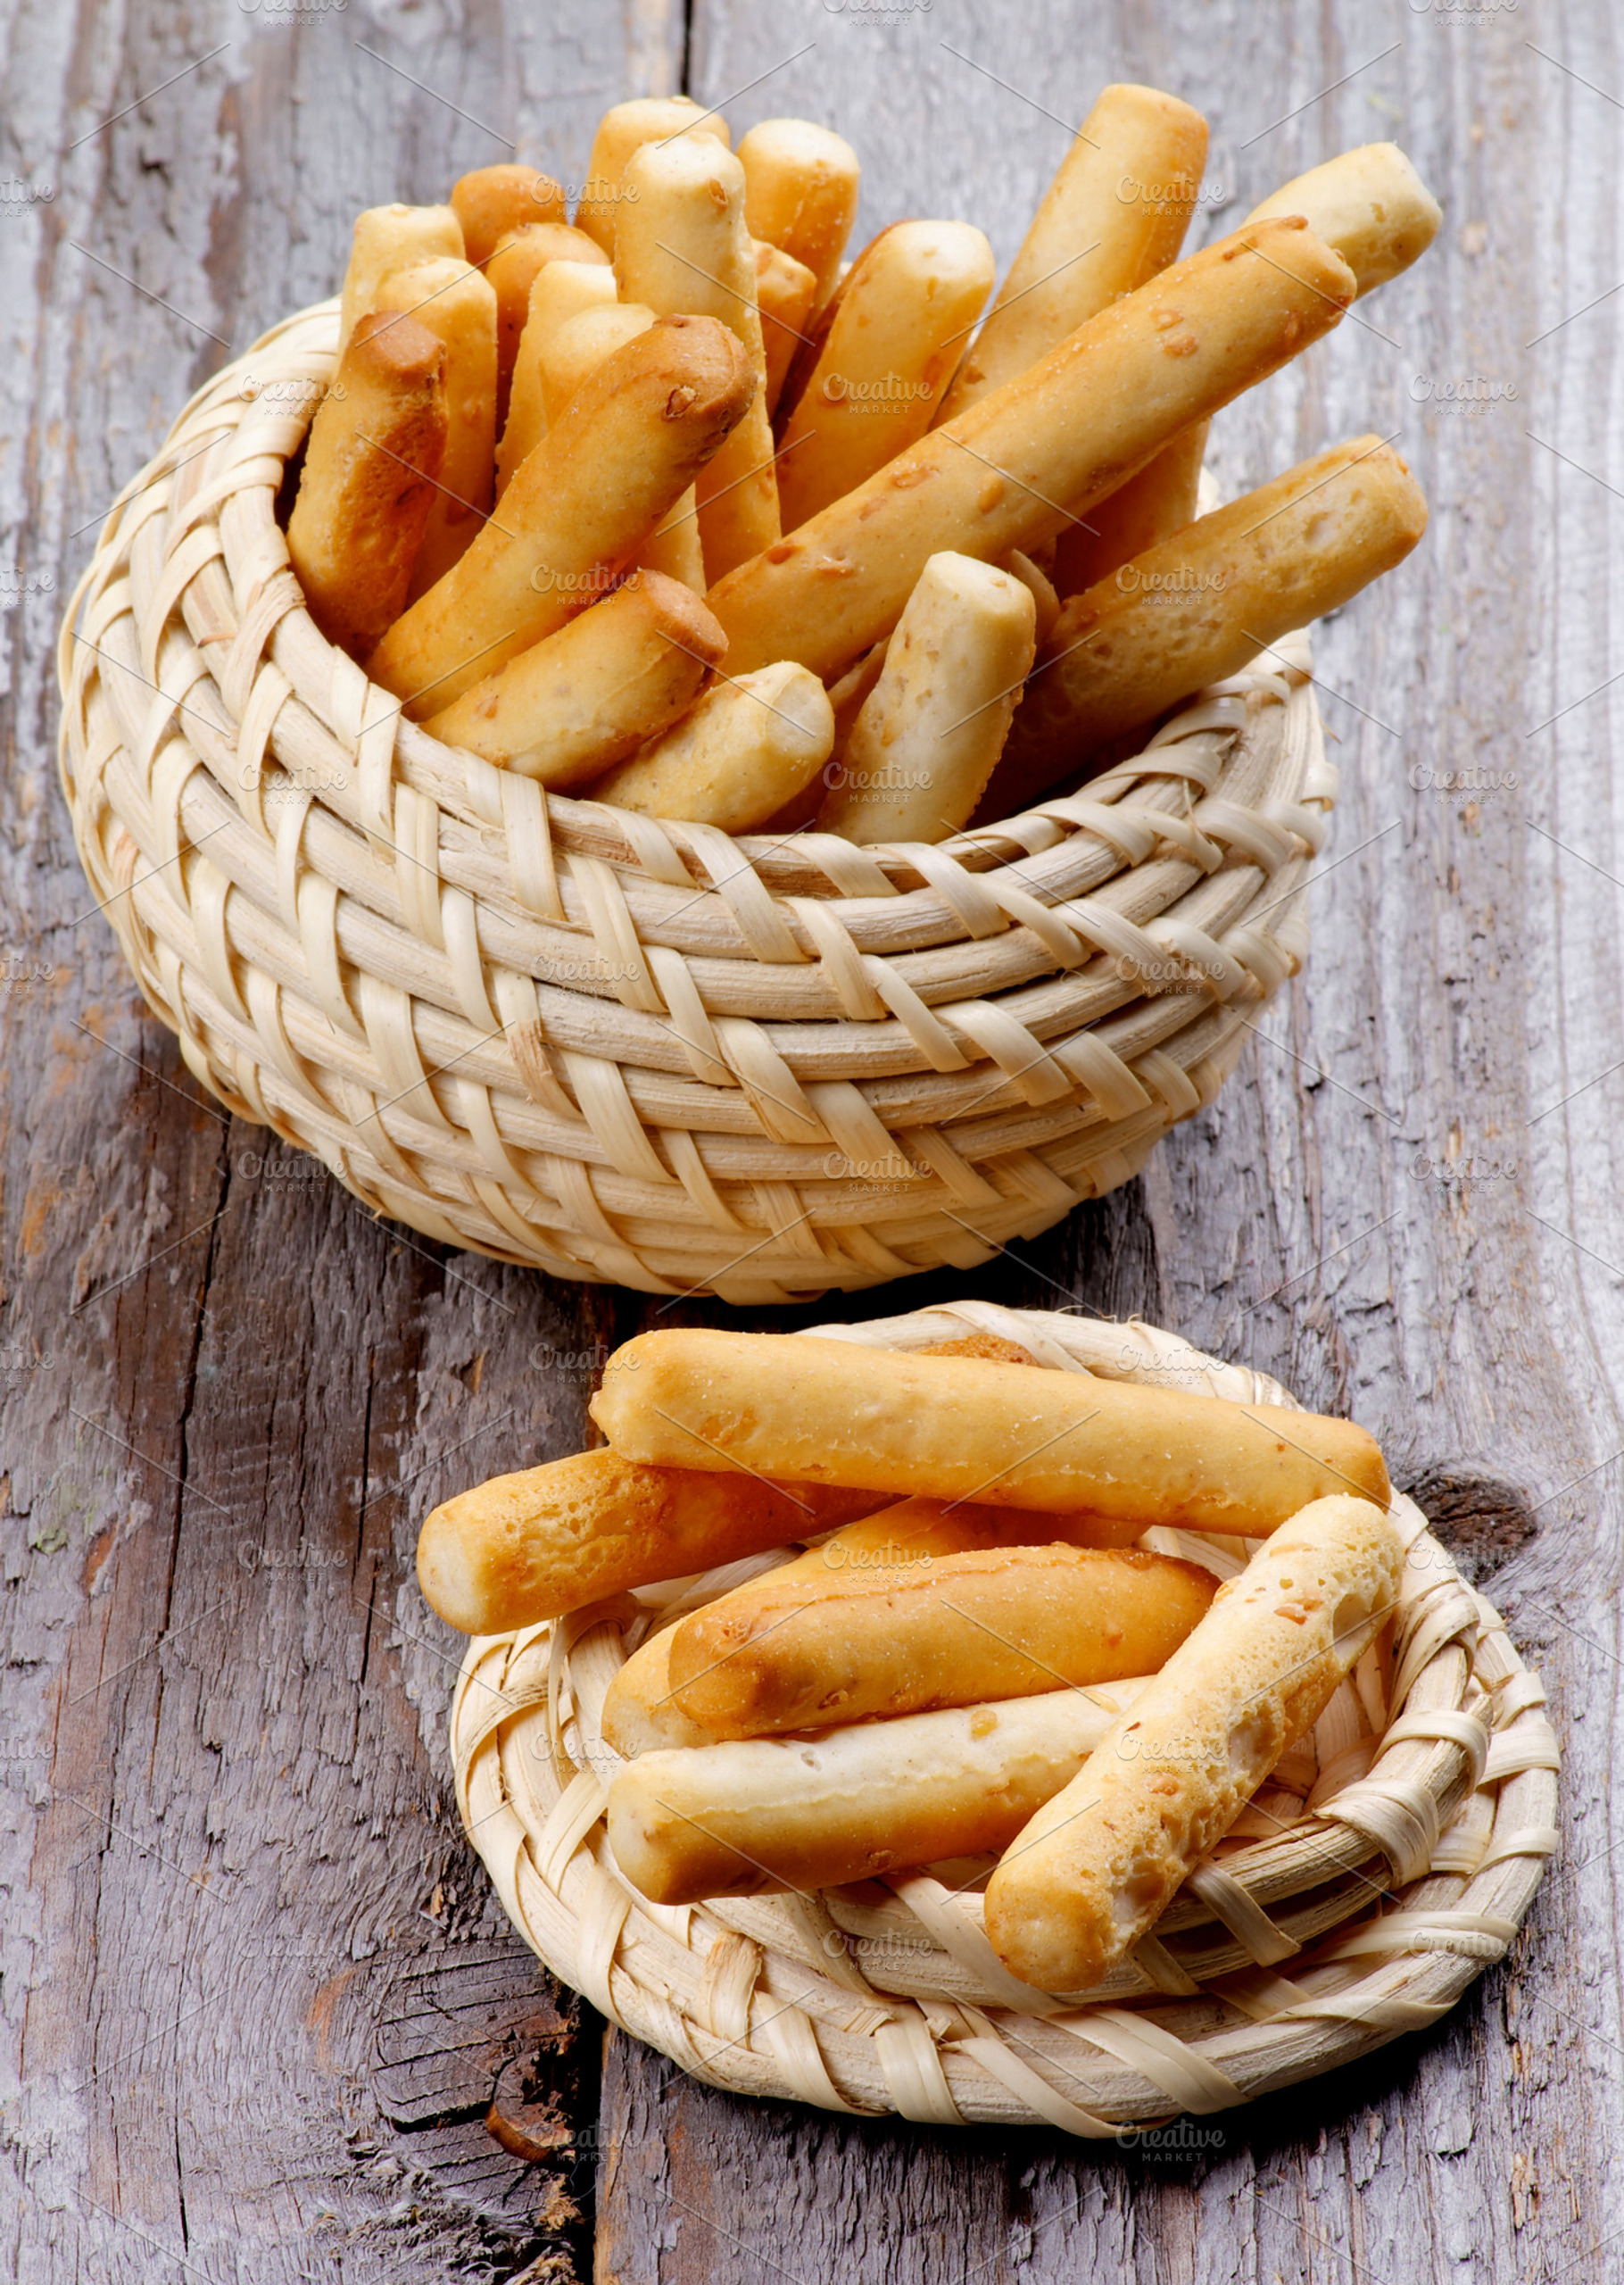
[450,1306,1558,2131]
[61,302,1337,1301]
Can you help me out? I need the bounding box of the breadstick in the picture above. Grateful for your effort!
[984,1495,1404,1993]
[1051,420,1208,597]
[754,237,817,415]
[607,1679,1152,1902]
[666,1542,1215,1739]
[616,137,780,581]
[373,257,498,596]
[777,222,995,532]
[937,84,1207,425]
[287,312,447,658]
[337,203,462,352]
[815,551,1034,843]
[591,1330,1391,1529]
[496,260,619,497]
[451,163,567,268]
[705,218,1356,683]
[367,314,754,715]
[576,96,731,253]
[485,221,610,413]
[736,119,860,312]
[1045,145,1438,603]
[1248,143,1442,296]
[421,570,725,785]
[587,661,834,832]
[986,436,1428,810]
[603,1491,1150,1755]
[416,1445,882,1635]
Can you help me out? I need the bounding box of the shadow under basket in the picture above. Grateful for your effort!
[61,299,1336,1302]
[450,1305,1560,2133]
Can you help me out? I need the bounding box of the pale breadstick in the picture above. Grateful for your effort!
[421,570,725,785]
[616,137,780,581]
[987,436,1428,810]
[337,204,462,352]
[706,218,1356,682]
[815,551,1035,843]
[777,222,995,532]
[666,1542,1216,1739]
[736,119,859,313]
[754,237,817,415]
[373,257,498,596]
[984,1495,1404,1993]
[416,1445,882,1635]
[587,661,834,832]
[1248,142,1442,296]
[534,304,705,590]
[1051,420,1208,598]
[601,1628,718,1758]
[287,312,447,658]
[485,221,610,411]
[367,315,753,715]
[936,85,1207,424]
[576,96,730,253]
[608,1679,1153,1902]
[451,163,567,268]
[591,1330,1391,1528]
[496,260,619,497]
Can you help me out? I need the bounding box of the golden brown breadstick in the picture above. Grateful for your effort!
[1248,142,1442,295]
[338,203,462,352]
[417,1446,882,1634]
[576,97,731,253]
[496,259,619,497]
[1050,420,1208,597]
[373,257,498,596]
[587,661,834,832]
[486,222,611,413]
[736,119,860,312]
[936,84,1207,424]
[777,222,994,531]
[287,312,447,658]
[754,237,817,415]
[616,136,780,581]
[984,1495,1404,1992]
[367,314,753,715]
[601,1483,1143,1757]
[986,436,1428,810]
[421,570,725,785]
[607,1679,1152,1902]
[452,163,567,267]
[706,218,1356,682]
[815,551,1035,843]
[666,1542,1216,1739]
[591,1330,1391,1529]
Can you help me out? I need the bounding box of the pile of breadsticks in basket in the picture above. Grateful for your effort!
[286,87,1438,845]
[419,1326,1404,1997]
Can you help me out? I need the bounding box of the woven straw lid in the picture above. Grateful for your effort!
[58,302,1336,1303]
[449,1305,1558,2132]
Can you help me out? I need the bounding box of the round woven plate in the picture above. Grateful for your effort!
[59,301,1337,1302]
[449,1303,1559,2132]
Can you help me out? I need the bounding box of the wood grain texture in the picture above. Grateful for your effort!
[0,0,1610,2280]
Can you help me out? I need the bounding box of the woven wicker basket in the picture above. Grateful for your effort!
[450,1304,1558,2132]
[59,300,1338,1302]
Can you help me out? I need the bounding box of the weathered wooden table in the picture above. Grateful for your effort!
[4,1,1611,2275]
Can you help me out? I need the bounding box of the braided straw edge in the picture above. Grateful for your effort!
[449,1305,1558,2132]
[56,301,1338,1301]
